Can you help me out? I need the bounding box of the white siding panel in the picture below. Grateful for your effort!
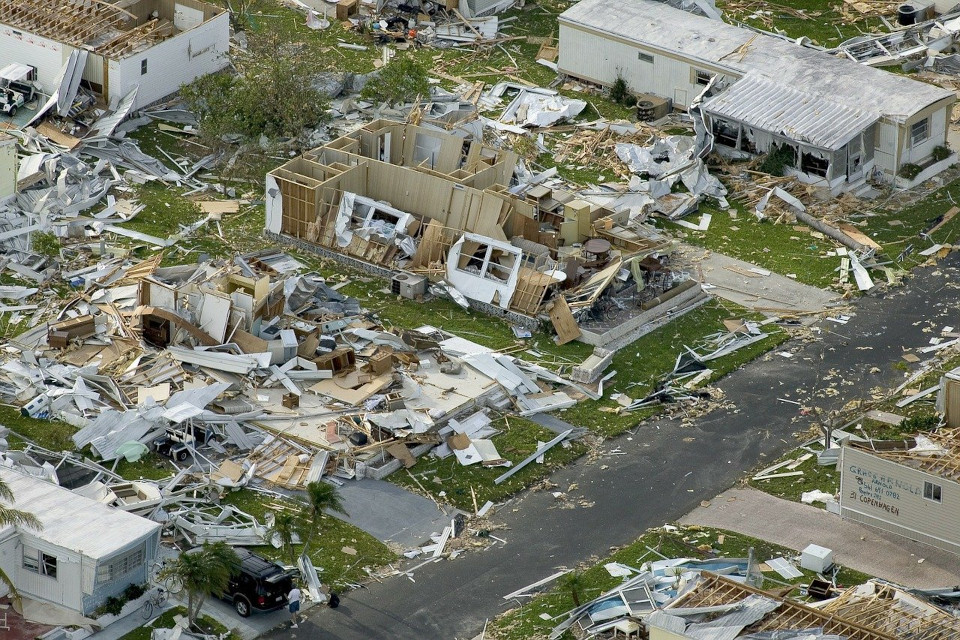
[113,12,230,109]
[0,27,65,93]
[840,446,960,554]
[558,24,734,109]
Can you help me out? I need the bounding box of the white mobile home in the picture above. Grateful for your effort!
[839,430,960,555]
[0,0,229,110]
[0,468,160,616]
[558,0,955,189]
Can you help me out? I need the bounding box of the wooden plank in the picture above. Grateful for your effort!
[837,223,882,250]
[548,297,581,345]
[929,206,959,236]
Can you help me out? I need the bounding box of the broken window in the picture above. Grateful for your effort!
[800,151,829,177]
[23,548,57,579]
[712,120,739,148]
[923,481,942,502]
[693,69,712,86]
[456,243,514,283]
[638,52,654,63]
[97,546,145,584]
[911,118,929,146]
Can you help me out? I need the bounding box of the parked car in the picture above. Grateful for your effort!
[223,548,297,617]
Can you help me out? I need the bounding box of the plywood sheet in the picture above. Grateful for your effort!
[549,297,581,345]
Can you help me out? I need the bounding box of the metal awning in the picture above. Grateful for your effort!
[0,63,32,83]
[703,74,880,151]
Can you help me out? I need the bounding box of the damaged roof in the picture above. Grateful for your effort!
[559,0,954,123]
[0,467,160,558]
[702,73,880,151]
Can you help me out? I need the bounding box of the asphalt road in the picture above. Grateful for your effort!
[267,256,960,640]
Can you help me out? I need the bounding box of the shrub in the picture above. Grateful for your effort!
[360,56,430,106]
[758,144,795,176]
[933,145,951,162]
[180,34,329,142]
[899,163,922,180]
[123,583,148,601]
[609,76,629,104]
[899,414,940,433]
[97,596,124,617]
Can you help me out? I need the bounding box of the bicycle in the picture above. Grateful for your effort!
[149,559,184,595]
[141,587,168,620]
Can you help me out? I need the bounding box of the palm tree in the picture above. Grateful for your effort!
[269,512,300,565]
[559,570,584,607]
[0,476,43,604]
[300,481,347,549]
[160,542,240,626]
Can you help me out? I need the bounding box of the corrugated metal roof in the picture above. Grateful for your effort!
[0,467,159,559]
[559,0,954,123]
[703,74,880,150]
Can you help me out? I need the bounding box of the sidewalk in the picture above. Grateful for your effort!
[679,487,959,587]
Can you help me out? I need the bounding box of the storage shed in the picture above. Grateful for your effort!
[558,0,956,189]
[0,0,229,110]
[0,468,160,616]
[839,430,960,555]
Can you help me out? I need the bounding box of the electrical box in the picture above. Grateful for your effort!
[391,272,427,299]
[800,544,834,573]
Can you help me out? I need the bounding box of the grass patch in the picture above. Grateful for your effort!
[391,417,587,511]
[0,405,77,451]
[219,488,397,588]
[717,0,882,47]
[661,201,842,290]
[487,524,872,640]
[117,606,241,640]
[558,300,789,436]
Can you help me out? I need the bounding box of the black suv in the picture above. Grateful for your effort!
[223,549,297,617]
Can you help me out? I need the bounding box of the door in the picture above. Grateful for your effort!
[674,89,688,108]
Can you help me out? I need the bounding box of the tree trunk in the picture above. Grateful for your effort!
[188,592,196,625]
[193,594,207,628]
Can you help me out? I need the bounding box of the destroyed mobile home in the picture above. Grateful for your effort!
[511,548,960,639]
[266,120,712,346]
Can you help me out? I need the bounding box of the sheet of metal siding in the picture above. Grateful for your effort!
[840,447,960,552]
[702,74,878,151]
[559,24,708,107]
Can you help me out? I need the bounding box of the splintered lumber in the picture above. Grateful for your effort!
[494,429,572,485]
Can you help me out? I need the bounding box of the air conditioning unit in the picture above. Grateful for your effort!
[392,272,427,299]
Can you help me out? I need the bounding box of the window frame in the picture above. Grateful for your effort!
[923,480,942,503]
[910,118,929,147]
[23,548,57,579]
[140,59,148,75]
[693,69,712,86]
[638,52,654,64]
[97,546,145,584]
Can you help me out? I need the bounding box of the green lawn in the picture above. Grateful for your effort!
[559,300,789,436]
[219,488,398,589]
[487,524,872,640]
[391,416,587,511]
[116,606,241,640]
[662,200,847,290]
[717,0,882,46]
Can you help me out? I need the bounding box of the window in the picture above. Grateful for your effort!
[42,553,57,579]
[23,548,57,579]
[141,59,148,75]
[638,52,654,63]
[694,69,712,86]
[97,546,145,584]
[923,481,942,503]
[911,118,929,146]
[800,151,829,178]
